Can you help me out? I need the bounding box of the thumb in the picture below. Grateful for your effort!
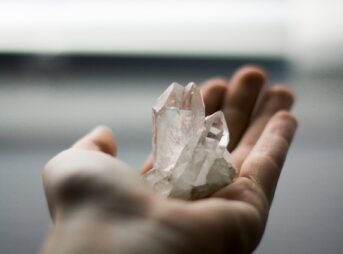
[72,126,117,156]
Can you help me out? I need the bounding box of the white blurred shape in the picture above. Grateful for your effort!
[289,0,343,73]
[0,0,287,57]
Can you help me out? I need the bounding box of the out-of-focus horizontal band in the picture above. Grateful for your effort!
[0,0,287,57]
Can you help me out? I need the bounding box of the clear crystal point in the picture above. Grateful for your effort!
[144,82,237,200]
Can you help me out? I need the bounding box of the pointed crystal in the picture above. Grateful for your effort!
[144,82,237,200]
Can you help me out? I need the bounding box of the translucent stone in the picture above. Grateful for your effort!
[143,82,237,200]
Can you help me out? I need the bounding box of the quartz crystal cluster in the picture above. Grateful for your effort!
[143,82,237,200]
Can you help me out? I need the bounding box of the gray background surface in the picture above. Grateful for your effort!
[0,57,343,253]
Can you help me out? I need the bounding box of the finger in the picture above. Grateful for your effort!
[223,66,266,151]
[72,126,117,156]
[239,111,298,204]
[141,153,153,175]
[232,85,294,168]
[200,78,227,115]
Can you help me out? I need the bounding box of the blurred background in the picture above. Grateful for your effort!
[0,0,342,253]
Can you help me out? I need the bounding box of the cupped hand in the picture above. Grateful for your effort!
[41,66,297,254]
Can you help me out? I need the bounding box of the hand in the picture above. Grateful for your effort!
[41,66,297,254]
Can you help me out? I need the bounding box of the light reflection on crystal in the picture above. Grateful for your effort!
[143,82,237,200]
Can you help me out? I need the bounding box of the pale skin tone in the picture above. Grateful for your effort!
[41,66,297,254]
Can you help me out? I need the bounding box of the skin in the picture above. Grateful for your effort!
[41,66,297,254]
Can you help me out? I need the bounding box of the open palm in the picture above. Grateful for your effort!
[41,66,297,254]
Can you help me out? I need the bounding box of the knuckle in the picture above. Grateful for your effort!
[43,150,110,210]
[274,111,298,125]
[235,176,270,216]
[43,150,152,217]
[271,85,294,100]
